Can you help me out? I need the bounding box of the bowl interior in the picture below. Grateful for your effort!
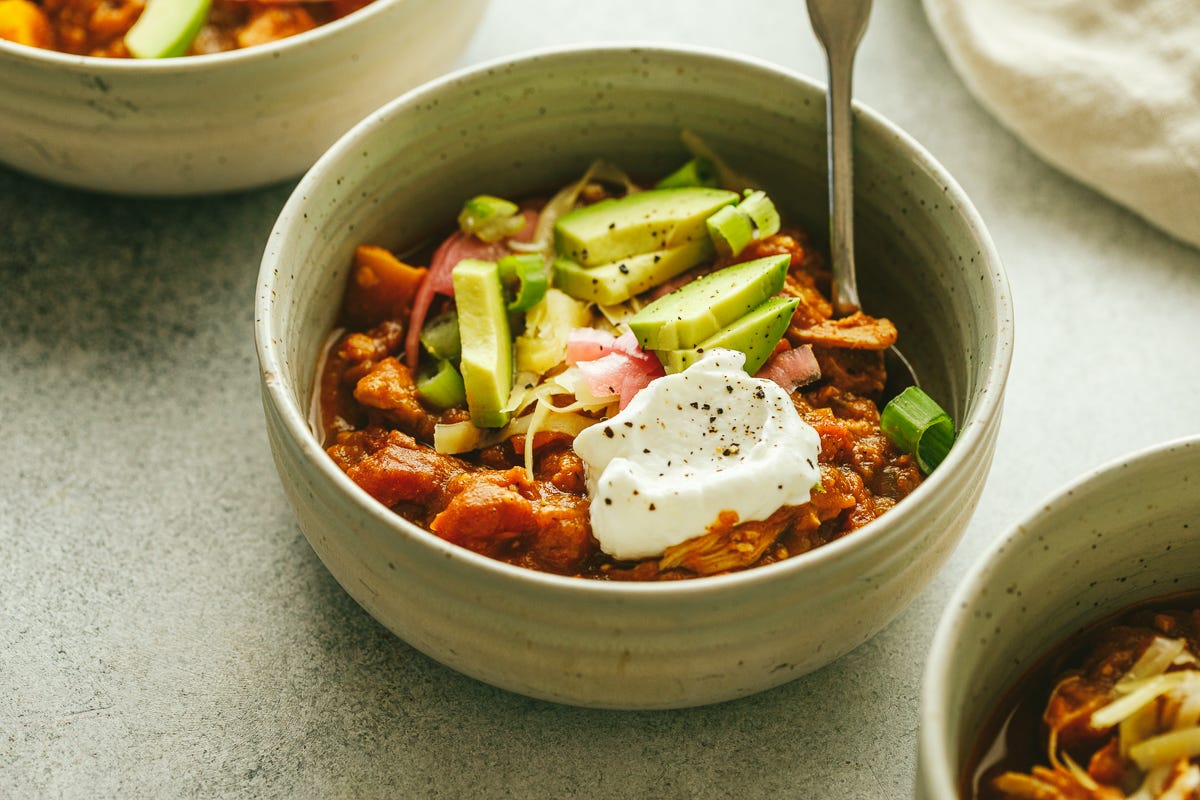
[267,46,1008,447]
[921,436,1200,798]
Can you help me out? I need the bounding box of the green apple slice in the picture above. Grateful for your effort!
[125,0,211,59]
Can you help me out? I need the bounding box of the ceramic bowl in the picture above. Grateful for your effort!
[917,435,1200,798]
[255,44,1013,709]
[0,0,487,195]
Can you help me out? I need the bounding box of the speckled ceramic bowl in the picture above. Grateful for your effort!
[0,0,487,195]
[255,44,1013,709]
[917,435,1200,798]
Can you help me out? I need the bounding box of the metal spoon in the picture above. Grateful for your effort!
[806,0,918,398]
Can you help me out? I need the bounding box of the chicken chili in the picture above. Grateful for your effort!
[972,597,1200,800]
[0,0,371,57]
[314,157,953,581]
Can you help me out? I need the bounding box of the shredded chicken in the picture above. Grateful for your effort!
[658,507,798,574]
[339,319,405,364]
[235,5,316,49]
[789,311,898,350]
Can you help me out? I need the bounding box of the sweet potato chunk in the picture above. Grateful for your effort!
[342,245,428,329]
[0,0,55,47]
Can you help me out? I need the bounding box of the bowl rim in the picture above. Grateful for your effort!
[0,0,411,71]
[255,41,1014,600]
[917,433,1200,799]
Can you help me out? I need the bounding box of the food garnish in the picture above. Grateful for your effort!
[316,152,939,579]
[573,349,821,560]
[458,195,527,243]
[124,0,210,58]
[880,385,955,474]
[653,156,718,190]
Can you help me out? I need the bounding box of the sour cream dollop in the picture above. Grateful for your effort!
[572,348,822,561]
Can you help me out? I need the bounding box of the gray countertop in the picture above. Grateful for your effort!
[4,1,1199,797]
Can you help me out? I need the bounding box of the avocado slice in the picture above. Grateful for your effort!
[124,0,211,58]
[554,187,737,267]
[451,259,513,428]
[551,236,714,306]
[654,157,719,189]
[627,254,791,351]
[658,295,799,375]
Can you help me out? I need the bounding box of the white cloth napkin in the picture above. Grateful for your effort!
[923,0,1200,249]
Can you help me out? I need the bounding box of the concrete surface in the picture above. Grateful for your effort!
[3,1,1199,797]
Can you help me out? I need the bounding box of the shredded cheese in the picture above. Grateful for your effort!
[1117,637,1189,692]
[1175,685,1200,731]
[1122,700,1161,757]
[1059,750,1100,791]
[1091,672,1195,729]
[1128,726,1200,771]
[509,160,638,261]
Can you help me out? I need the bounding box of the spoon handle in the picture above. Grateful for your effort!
[807,0,872,316]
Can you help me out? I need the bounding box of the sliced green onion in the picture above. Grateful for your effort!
[655,157,719,189]
[457,195,525,243]
[880,385,955,474]
[704,191,781,257]
[419,311,461,362]
[497,253,548,312]
[706,204,754,257]
[416,359,466,410]
[739,190,781,238]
